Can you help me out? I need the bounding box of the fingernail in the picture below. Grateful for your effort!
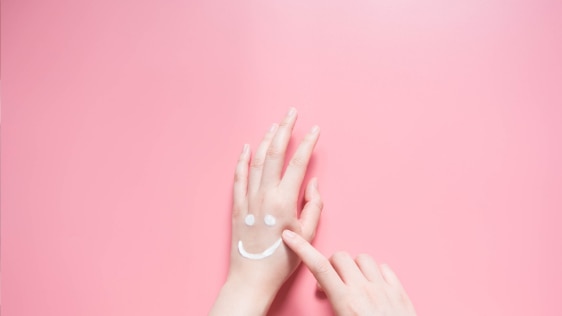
[312,178,319,189]
[241,144,249,158]
[269,123,278,133]
[283,229,296,239]
[310,125,319,134]
[287,107,296,117]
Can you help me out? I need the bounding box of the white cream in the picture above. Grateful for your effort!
[238,238,283,260]
[264,214,276,226]
[239,214,281,260]
[244,214,255,226]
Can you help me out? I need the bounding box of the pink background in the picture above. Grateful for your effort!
[2,0,562,315]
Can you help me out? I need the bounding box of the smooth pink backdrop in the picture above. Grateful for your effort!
[2,0,562,315]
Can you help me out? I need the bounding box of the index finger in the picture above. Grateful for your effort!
[282,230,345,294]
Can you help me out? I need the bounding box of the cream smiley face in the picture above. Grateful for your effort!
[238,214,282,260]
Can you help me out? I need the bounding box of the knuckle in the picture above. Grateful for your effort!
[233,171,245,183]
[266,146,284,160]
[289,155,308,168]
[250,157,265,169]
[312,258,332,275]
[279,119,291,129]
[233,167,246,183]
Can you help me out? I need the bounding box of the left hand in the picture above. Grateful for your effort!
[210,108,323,315]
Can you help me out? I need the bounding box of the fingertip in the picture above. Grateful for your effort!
[380,263,392,273]
[310,125,320,134]
[311,177,319,190]
[282,229,296,240]
[287,107,297,117]
[305,177,320,200]
[380,263,402,287]
[283,107,298,124]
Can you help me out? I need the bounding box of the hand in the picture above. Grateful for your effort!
[282,230,417,316]
[210,108,323,316]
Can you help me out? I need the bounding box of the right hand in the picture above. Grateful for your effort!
[282,230,417,316]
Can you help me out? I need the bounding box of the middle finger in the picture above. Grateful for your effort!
[260,108,298,189]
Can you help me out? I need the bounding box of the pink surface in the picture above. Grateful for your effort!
[2,0,562,315]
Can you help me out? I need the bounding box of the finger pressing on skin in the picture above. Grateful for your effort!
[233,144,250,215]
[248,123,277,196]
[282,229,345,295]
[355,254,384,283]
[281,125,320,197]
[330,251,366,285]
[299,178,323,241]
[260,108,298,189]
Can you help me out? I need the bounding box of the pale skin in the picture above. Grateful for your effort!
[209,108,416,316]
[282,231,417,316]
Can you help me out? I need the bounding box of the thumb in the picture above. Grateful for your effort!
[282,230,344,293]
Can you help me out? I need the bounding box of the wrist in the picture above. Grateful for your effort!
[226,274,279,307]
[210,277,278,316]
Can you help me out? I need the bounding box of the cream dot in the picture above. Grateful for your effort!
[264,214,276,226]
[244,214,255,226]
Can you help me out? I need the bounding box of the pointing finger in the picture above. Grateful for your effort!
[282,230,344,295]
